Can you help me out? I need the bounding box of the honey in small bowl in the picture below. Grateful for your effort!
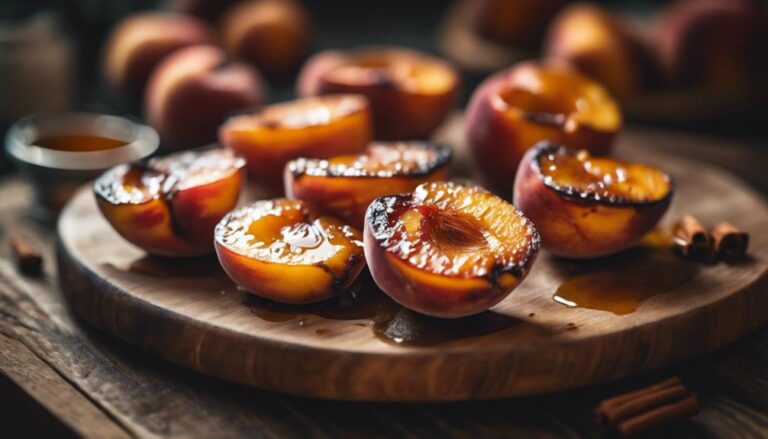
[33,135,128,152]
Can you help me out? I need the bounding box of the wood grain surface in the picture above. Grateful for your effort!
[1,127,768,437]
[55,125,768,401]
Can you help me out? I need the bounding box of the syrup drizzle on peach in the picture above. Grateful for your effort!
[364,181,540,318]
[286,142,451,228]
[215,199,365,304]
[514,142,673,258]
[94,148,245,256]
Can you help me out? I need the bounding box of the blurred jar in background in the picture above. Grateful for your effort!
[0,11,75,127]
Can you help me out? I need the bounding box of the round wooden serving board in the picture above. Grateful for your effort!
[57,137,768,401]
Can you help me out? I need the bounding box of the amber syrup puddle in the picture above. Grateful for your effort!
[242,272,518,346]
[34,135,127,152]
[552,229,699,315]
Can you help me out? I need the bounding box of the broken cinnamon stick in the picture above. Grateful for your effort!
[673,215,713,261]
[596,377,700,437]
[711,221,749,263]
[9,233,43,276]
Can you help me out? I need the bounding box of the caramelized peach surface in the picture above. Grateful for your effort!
[215,199,365,303]
[285,142,451,228]
[514,142,672,258]
[297,47,459,139]
[466,61,621,194]
[219,95,372,184]
[364,181,540,318]
[94,148,245,256]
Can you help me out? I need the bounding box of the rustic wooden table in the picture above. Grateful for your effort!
[1,127,767,438]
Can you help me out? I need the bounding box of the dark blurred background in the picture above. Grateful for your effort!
[1,0,766,174]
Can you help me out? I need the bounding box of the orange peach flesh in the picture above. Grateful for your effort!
[364,181,540,318]
[285,142,451,228]
[214,199,365,303]
[219,94,372,183]
[493,65,621,136]
[94,148,244,256]
[514,143,672,258]
[300,48,459,139]
[466,62,621,194]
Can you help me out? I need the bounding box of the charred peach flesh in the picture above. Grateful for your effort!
[215,199,365,303]
[219,95,372,184]
[297,47,459,140]
[514,142,673,258]
[466,61,621,194]
[364,181,540,318]
[94,148,245,256]
[285,142,451,229]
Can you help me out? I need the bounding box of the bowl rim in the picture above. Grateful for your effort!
[4,112,159,171]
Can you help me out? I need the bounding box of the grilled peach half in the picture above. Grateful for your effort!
[219,94,372,184]
[215,199,365,303]
[466,61,621,194]
[364,181,540,318]
[297,47,459,140]
[285,141,451,229]
[514,142,673,258]
[94,148,245,256]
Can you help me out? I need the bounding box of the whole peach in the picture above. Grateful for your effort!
[103,12,213,94]
[145,45,267,149]
[654,0,765,89]
[220,0,312,76]
[544,3,654,100]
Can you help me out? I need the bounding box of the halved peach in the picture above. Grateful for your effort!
[297,47,460,140]
[466,61,621,195]
[214,199,365,303]
[364,181,540,318]
[285,141,452,229]
[513,142,673,258]
[219,94,372,184]
[94,148,245,256]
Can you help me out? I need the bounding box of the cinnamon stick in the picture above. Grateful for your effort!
[617,394,700,437]
[711,221,749,263]
[596,377,700,437]
[672,215,713,261]
[9,233,43,276]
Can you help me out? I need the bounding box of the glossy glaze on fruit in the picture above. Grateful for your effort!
[286,142,451,228]
[220,94,372,183]
[94,148,245,256]
[215,199,365,303]
[514,142,672,258]
[364,181,540,318]
[466,61,621,194]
